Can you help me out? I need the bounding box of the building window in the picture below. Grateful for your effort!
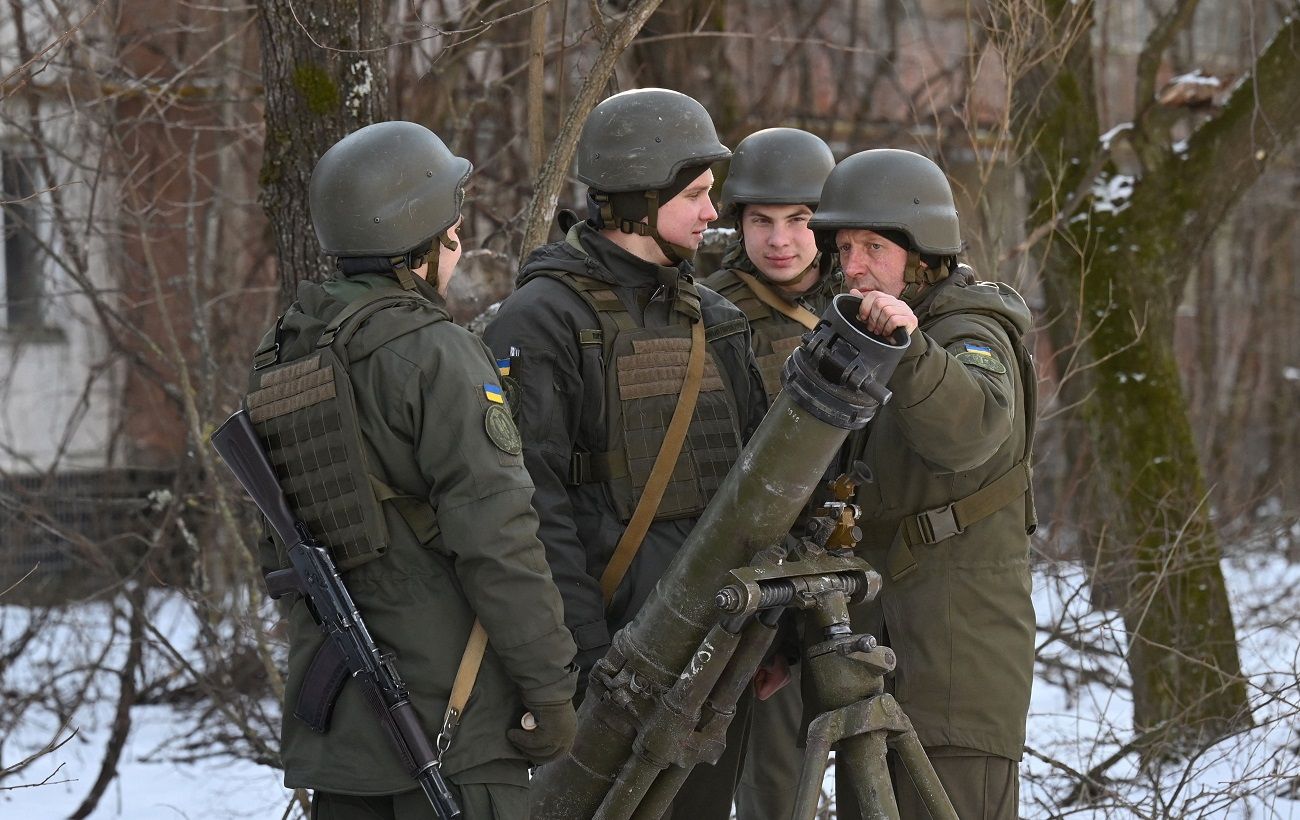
[2,150,50,333]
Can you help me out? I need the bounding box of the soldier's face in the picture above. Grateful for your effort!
[836,229,908,297]
[741,204,818,285]
[655,169,719,251]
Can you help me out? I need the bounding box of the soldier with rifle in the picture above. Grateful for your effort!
[700,126,840,820]
[811,148,1038,820]
[483,88,767,819]
[216,121,578,819]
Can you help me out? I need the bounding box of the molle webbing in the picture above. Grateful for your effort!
[532,266,744,535]
[247,291,444,571]
[247,353,386,570]
[618,335,735,519]
[600,319,707,607]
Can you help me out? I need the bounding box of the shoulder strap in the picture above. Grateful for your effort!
[888,311,1038,581]
[598,317,707,607]
[734,270,820,331]
[317,291,431,351]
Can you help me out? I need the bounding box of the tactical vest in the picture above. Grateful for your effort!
[711,268,836,400]
[533,268,747,523]
[247,291,446,571]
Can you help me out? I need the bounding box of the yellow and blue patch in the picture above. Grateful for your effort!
[496,357,511,376]
[483,383,505,404]
[955,342,1007,374]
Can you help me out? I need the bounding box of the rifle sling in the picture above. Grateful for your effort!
[733,270,819,331]
[292,619,490,754]
[599,317,707,608]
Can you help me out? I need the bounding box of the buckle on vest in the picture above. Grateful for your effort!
[252,344,280,370]
[916,503,963,544]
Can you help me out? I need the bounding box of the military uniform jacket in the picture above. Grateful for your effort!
[483,224,766,679]
[257,271,577,794]
[702,245,843,400]
[845,269,1035,762]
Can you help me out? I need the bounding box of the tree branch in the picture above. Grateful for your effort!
[1153,12,1300,287]
[518,0,666,256]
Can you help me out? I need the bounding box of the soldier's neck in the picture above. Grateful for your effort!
[600,227,672,266]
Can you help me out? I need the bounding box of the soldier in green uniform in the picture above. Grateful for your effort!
[700,126,839,820]
[483,88,766,819]
[809,149,1037,820]
[253,122,578,819]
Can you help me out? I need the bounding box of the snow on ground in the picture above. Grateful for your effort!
[3,549,1298,818]
[1023,551,1300,818]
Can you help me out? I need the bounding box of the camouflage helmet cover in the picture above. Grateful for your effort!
[309,121,472,258]
[576,88,731,193]
[808,148,962,255]
[720,127,836,208]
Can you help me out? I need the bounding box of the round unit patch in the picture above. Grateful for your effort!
[501,375,523,421]
[485,403,523,455]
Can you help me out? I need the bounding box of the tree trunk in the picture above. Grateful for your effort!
[256,0,390,296]
[997,0,1300,751]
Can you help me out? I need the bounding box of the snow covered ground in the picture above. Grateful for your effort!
[2,549,1298,819]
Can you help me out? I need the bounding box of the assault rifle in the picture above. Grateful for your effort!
[212,408,461,819]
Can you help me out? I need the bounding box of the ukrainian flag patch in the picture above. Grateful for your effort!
[496,357,511,376]
[484,383,505,404]
[955,342,1007,374]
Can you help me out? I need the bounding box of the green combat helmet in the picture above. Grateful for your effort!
[719,127,836,211]
[576,88,730,262]
[809,148,962,302]
[310,121,472,288]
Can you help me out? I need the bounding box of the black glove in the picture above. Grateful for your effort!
[507,700,577,764]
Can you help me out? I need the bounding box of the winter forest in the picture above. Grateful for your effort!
[1,0,1298,817]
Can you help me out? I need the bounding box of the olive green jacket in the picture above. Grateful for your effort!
[257,271,577,794]
[844,268,1035,762]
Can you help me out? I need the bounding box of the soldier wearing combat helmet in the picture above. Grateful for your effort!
[254,121,578,819]
[484,88,766,819]
[810,148,1038,820]
[700,126,840,820]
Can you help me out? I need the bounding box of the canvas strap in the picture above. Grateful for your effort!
[599,318,707,607]
[734,270,819,331]
[435,619,488,762]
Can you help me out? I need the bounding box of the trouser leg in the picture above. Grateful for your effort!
[735,663,804,820]
[889,747,1020,820]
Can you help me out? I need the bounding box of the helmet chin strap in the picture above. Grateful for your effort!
[391,229,459,292]
[594,190,695,265]
[899,250,950,306]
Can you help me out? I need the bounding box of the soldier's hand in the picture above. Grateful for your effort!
[852,289,918,339]
[507,699,577,764]
[752,655,792,701]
